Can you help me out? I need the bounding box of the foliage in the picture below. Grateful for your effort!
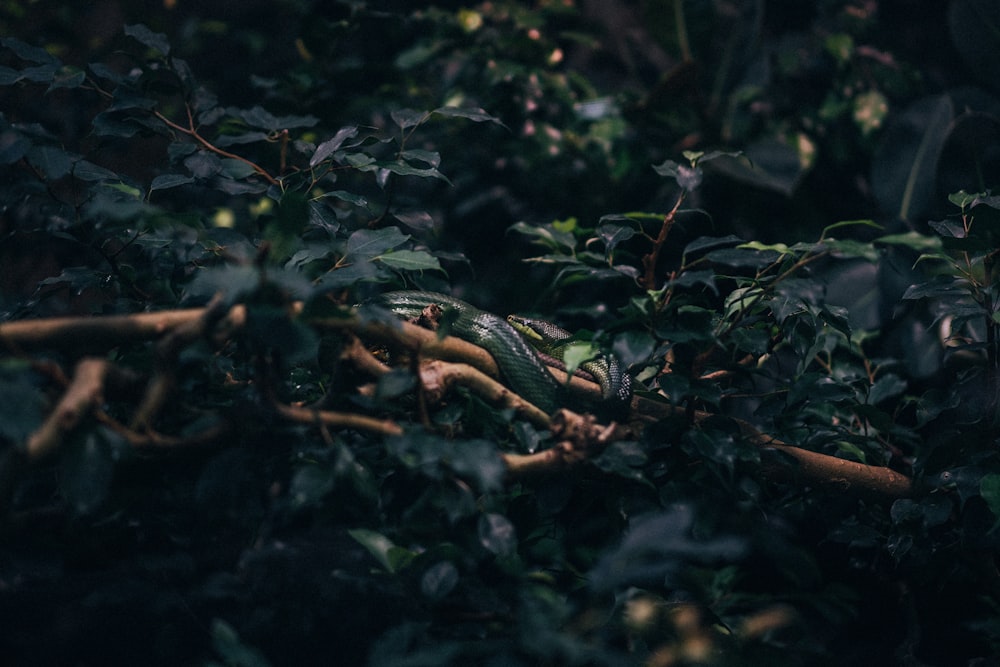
[2,3,1000,667]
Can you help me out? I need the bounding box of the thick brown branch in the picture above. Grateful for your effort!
[274,402,404,437]
[417,360,551,427]
[634,396,914,498]
[24,358,140,461]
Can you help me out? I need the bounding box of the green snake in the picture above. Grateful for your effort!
[376,291,632,417]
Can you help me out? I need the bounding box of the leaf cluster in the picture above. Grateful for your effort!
[1,6,1000,667]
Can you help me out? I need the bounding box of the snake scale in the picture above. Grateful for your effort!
[376,291,632,417]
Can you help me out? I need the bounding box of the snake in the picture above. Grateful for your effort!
[376,290,632,417]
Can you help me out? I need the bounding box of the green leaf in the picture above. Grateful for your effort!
[433,106,505,126]
[421,561,459,601]
[123,23,171,55]
[478,513,517,557]
[377,158,452,184]
[318,190,368,207]
[508,221,576,253]
[399,148,441,168]
[314,262,383,290]
[309,125,360,167]
[739,240,794,255]
[683,235,744,256]
[706,246,782,268]
[835,440,868,464]
[391,108,429,130]
[561,341,598,379]
[214,131,269,147]
[392,210,435,231]
[0,37,59,64]
[228,105,318,131]
[875,231,942,252]
[348,528,414,573]
[821,219,883,238]
[948,189,984,210]
[47,66,85,91]
[184,264,260,304]
[345,227,410,259]
[652,159,702,189]
[60,429,117,515]
[27,145,73,179]
[376,249,443,272]
[210,619,272,667]
[220,158,259,180]
[289,464,335,510]
[150,174,195,191]
[72,160,117,181]
[901,277,968,300]
[872,95,953,220]
[0,371,45,443]
[980,474,1000,527]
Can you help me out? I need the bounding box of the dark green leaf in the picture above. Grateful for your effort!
[392,210,435,231]
[88,61,130,84]
[612,330,656,366]
[0,129,30,164]
[184,264,260,304]
[124,23,171,55]
[184,151,222,178]
[214,131,269,147]
[309,125,359,167]
[27,145,73,179]
[60,430,117,515]
[391,108,429,130]
[289,464,335,510]
[0,66,22,85]
[872,95,953,220]
[433,106,504,125]
[220,158,259,180]
[705,246,782,268]
[981,474,1000,525]
[0,371,45,443]
[228,105,317,131]
[319,190,367,207]
[150,174,196,191]
[376,249,443,272]
[377,158,451,183]
[478,513,516,557]
[1,37,58,65]
[867,373,907,405]
[667,269,717,293]
[345,227,410,259]
[902,277,968,300]
[349,528,410,573]
[684,235,746,257]
[314,262,383,290]
[210,619,272,667]
[399,148,441,168]
[47,66,85,91]
[72,160,117,181]
[421,561,459,601]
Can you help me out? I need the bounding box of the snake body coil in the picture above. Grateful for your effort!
[377,291,631,417]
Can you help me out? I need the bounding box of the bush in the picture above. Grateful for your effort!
[2,4,1000,666]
